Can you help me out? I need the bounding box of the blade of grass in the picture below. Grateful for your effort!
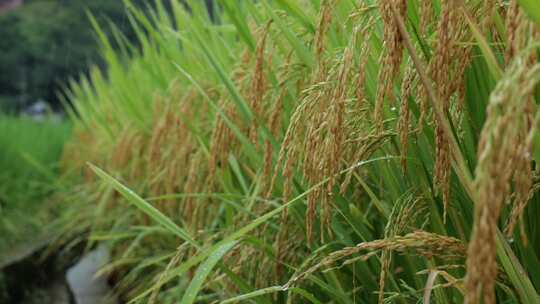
[180,241,238,304]
[261,1,315,67]
[88,163,200,248]
[461,6,503,80]
[221,286,284,304]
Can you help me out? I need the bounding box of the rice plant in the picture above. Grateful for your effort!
[60,0,540,303]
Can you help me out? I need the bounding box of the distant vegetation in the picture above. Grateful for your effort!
[0,0,144,111]
[0,115,70,249]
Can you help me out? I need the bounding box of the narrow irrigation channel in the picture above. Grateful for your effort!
[0,237,117,304]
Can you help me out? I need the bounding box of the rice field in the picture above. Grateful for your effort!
[55,0,540,303]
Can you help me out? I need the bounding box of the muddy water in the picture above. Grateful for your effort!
[1,245,73,303]
[1,241,116,304]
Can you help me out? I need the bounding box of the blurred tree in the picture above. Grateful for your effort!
[0,0,139,111]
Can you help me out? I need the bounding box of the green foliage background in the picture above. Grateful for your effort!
[0,0,140,111]
[0,115,71,250]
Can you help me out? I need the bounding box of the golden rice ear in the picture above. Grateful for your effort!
[340,131,392,194]
[479,0,497,33]
[284,231,465,290]
[146,96,170,210]
[208,95,241,187]
[353,17,375,118]
[377,250,392,304]
[464,56,540,304]
[182,149,205,229]
[505,166,537,242]
[505,0,540,67]
[505,0,522,65]
[378,195,427,304]
[314,0,335,68]
[265,53,294,197]
[419,0,433,34]
[273,39,358,244]
[504,19,539,239]
[430,0,459,221]
[269,83,313,239]
[398,64,415,173]
[425,0,477,221]
[374,0,407,129]
[263,87,285,187]
[354,45,370,108]
[248,21,272,146]
[110,125,135,170]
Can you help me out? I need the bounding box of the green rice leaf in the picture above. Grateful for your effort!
[462,7,502,80]
[221,286,283,303]
[180,241,238,304]
[495,231,539,304]
[261,1,314,67]
[518,0,540,27]
[88,164,200,248]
